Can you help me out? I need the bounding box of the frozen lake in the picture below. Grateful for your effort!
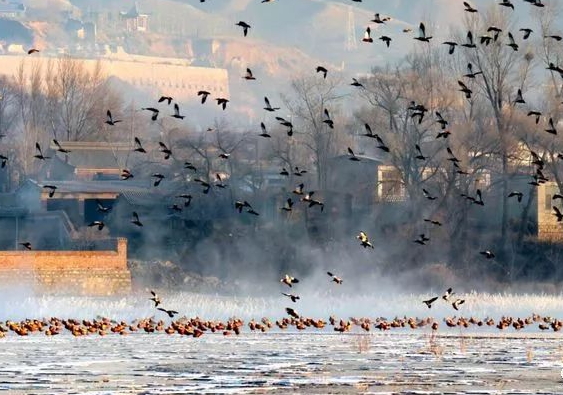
[0,332,562,394]
[2,292,563,394]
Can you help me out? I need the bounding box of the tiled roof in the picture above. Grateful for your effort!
[0,2,25,13]
[51,141,133,170]
[28,178,149,194]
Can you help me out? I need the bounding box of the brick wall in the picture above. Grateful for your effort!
[0,238,131,296]
[538,182,563,242]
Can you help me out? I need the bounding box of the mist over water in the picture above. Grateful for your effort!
[3,290,563,324]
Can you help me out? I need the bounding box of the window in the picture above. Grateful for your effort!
[378,167,405,202]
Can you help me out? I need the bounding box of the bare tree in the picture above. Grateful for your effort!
[46,57,121,141]
[457,8,534,255]
[282,76,347,190]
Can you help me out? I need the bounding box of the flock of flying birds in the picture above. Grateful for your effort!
[14,0,563,320]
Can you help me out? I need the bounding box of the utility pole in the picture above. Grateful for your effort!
[345,6,357,52]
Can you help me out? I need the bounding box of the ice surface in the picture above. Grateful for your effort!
[0,332,562,394]
[1,293,563,393]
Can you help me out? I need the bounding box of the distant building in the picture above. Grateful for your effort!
[0,1,25,19]
[46,141,132,181]
[538,182,563,242]
[120,3,148,33]
[0,54,230,102]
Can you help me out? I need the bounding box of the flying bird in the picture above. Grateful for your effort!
[151,173,165,187]
[34,143,50,160]
[280,274,299,288]
[520,28,533,40]
[508,191,523,202]
[105,110,121,126]
[480,250,496,259]
[157,308,179,318]
[285,307,299,319]
[546,118,558,135]
[423,296,438,308]
[263,97,280,112]
[133,137,146,153]
[42,185,57,198]
[88,221,105,231]
[327,272,343,285]
[443,41,458,55]
[463,2,478,12]
[197,90,210,104]
[243,68,256,80]
[316,66,328,79]
[96,200,112,213]
[371,13,391,24]
[142,107,159,121]
[131,212,143,227]
[414,22,432,42]
[507,32,519,51]
[121,169,134,180]
[553,206,563,222]
[280,198,294,212]
[379,36,392,47]
[458,81,473,99]
[159,142,172,159]
[216,98,229,110]
[259,122,271,138]
[462,31,476,48]
[442,287,455,301]
[293,183,305,195]
[235,21,251,36]
[499,0,514,10]
[158,96,173,105]
[362,27,373,43]
[52,139,71,154]
[452,299,465,311]
[414,234,430,245]
[351,78,364,88]
[149,290,161,307]
[171,103,185,119]
[347,147,360,162]
[282,293,300,303]
[357,231,374,249]
[19,242,32,250]
[527,111,542,124]
[323,109,334,129]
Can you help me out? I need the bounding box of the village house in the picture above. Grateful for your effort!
[120,3,149,33]
[0,1,25,19]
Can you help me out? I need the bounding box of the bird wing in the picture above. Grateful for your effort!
[458,81,468,89]
[419,22,426,37]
